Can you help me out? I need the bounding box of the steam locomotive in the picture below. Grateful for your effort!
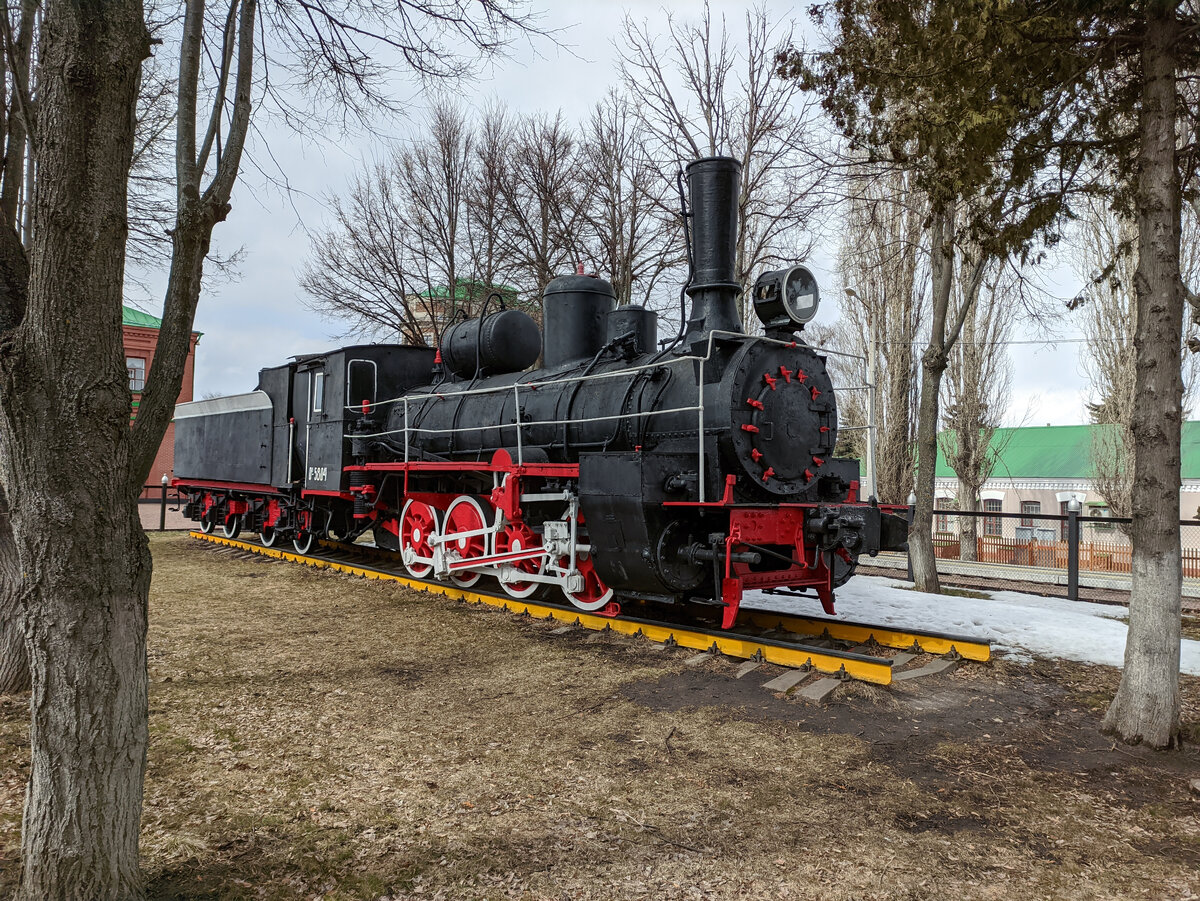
[174,156,907,628]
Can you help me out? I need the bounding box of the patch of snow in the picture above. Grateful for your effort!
[742,576,1200,675]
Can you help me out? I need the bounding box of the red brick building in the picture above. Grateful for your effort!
[123,305,200,495]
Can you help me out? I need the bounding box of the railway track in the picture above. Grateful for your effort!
[189,531,991,688]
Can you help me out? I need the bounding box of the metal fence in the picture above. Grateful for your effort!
[871,507,1200,600]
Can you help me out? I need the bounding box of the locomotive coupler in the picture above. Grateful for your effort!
[805,506,869,555]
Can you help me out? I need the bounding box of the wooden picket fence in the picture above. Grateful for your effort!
[932,534,1200,578]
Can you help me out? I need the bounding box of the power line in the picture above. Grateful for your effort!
[819,337,1091,348]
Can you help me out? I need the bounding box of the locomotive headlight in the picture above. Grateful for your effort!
[752,265,820,330]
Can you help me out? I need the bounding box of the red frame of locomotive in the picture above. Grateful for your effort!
[176,447,904,629]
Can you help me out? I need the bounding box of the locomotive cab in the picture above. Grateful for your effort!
[287,345,436,493]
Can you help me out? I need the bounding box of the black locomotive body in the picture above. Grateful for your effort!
[175,156,908,627]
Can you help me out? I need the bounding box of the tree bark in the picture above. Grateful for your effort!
[1102,6,1183,749]
[0,1,151,898]
[0,0,34,697]
[959,487,980,563]
[0,484,29,694]
[0,0,37,225]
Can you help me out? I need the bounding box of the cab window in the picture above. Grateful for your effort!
[347,360,376,412]
[312,370,325,414]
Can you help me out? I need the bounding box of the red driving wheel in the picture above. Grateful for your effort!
[444,496,490,588]
[494,522,545,598]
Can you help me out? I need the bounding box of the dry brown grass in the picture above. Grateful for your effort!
[1,533,1198,900]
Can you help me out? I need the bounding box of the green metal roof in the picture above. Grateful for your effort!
[122,305,162,329]
[122,304,202,339]
[935,421,1200,480]
[417,279,518,301]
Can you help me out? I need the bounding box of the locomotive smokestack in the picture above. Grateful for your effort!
[683,156,742,346]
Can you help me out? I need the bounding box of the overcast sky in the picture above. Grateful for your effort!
[128,0,1095,426]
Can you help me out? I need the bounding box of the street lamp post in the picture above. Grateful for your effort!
[159,474,169,532]
[906,490,917,582]
[1066,495,1082,601]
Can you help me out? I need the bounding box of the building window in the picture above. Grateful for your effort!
[935,498,956,534]
[1020,501,1040,527]
[983,498,1003,537]
[127,357,146,392]
[1060,500,1071,541]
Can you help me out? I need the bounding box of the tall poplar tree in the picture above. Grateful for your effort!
[788,0,1200,748]
[782,0,1091,595]
[1093,2,1199,748]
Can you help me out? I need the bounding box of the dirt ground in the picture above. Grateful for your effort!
[1,533,1198,901]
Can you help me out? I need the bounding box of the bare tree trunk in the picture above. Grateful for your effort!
[909,202,956,593]
[1103,8,1183,749]
[909,351,946,591]
[0,0,151,897]
[0,484,29,693]
[0,233,28,696]
[0,0,36,225]
[835,169,927,506]
[0,0,35,696]
[958,487,980,562]
[130,0,255,488]
[941,258,1010,564]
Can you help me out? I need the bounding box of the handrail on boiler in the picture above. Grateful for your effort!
[345,329,867,506]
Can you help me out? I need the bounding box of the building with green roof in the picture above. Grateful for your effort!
[933,421,1200,546]
[123,304,201,494]
[414,279,519,302]
[935,422,1200,483]
[122,304,164,329]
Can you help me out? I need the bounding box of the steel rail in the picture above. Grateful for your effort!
[741,610,991,662]
[252,536,990,663]
[189,531,900,685]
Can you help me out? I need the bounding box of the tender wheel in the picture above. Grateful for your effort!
[260,526,279,547]
[221,513,242,540]
[495,523,546,599]
[559,551,613,611]
[199,511,215,534]
[293,508,315,554]
[399,499,441,579]
[443,495,491,588]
